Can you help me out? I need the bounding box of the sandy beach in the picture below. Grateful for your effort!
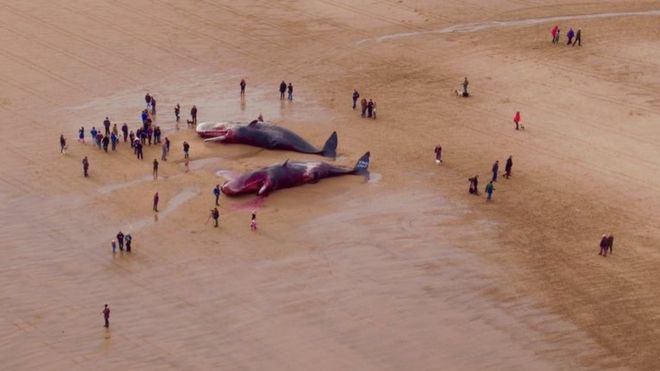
[1,1,660,369]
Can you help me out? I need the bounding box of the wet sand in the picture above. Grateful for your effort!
[1,1,660,369]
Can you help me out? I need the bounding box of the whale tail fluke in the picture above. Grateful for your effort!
[353,151,370,175]
[321,131,338,158]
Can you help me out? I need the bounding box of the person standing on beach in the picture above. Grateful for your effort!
[136,141,144,160]
[462,77,469,96]
[504,156,513,178]
[101,304,110,328]
[145,93,152,109]
[551,25,558,44]
[146,125,153,146]
[555,28,561,45]
[492,160,499,182]
[468,175,479,195]
[279,81,287,100]
[151,96,157,115]
[111,240,117,253]
[125,234,132,252]
[153,192,159,212]
[103,117,111,136]
[82,156,89,177]
[372,101,377,119]
[79,127,85,144]
[111,132,118,151]
[213,184,221,206]
[352,90,360,109]
[513,111,521,130]
[154,126,161,144]
[287,82,293,101]
[599,235,609,256]
[121,123,128,142]
[251,210,257,231]
[153,159,159,180]
[190,105,197,126]
[90,127,97,142]
[211,207,219,227]
[360,98,368,117]
[607,234,614,255]
[96,132,104,150]
[471,176,479,194]
[240,79,246,96]
[485,181,495,201]
[60,134,66,154]
[174,103,180,123]
[117,231,124,251]
[183,141,190,159]
[102,135,110,153]
[161,141,168,161]
[566,28,575,46]
[367,99,374,118]
[434,144,443,164]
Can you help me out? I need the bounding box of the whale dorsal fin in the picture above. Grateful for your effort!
[282,159,289,167]
[248,120,259,127]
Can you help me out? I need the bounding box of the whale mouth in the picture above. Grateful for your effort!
[221,173,268,196]
[204,135,227,142]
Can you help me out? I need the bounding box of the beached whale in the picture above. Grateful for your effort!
[197,120,337,158]
[221,152,370,196]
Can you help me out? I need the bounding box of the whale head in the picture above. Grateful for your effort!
[221,170,271,196]
[196,121,241,141]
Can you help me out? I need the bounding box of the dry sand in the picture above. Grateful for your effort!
[1,0,660,369]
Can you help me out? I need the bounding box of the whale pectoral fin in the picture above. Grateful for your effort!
[204,135,227,142]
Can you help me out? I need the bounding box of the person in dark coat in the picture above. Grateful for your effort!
[145,93,152,108]
[121,123,128,142]
[599,235,609,256]
[279,81,287,100]
[367,99,374,118]
[352,90,360,109]
[492,160,499,182]
[468,175,479,195]
[103,116,111,135]
[190,105,197,126]
[504,156,513,178]
[607,234,614,255]
[102,135,110,152]
[82,156,89,177]
[434,145,442,164]
[572,29,582,46]
[116,231,124,251]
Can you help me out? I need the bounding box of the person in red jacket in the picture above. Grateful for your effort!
[513,111,521,130]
